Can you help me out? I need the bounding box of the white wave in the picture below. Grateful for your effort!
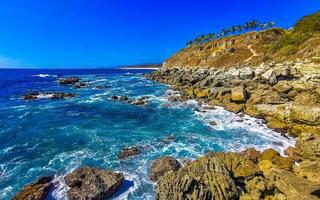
[0,186,13,199]
[52,174,68,200]
[32,74,51,78]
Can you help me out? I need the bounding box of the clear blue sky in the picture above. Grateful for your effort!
[0,0,319,68]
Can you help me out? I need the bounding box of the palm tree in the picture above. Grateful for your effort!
[221,28,230,37]
[259,23,267,30]
[231,26,237,34]
[268,21,275,28]
[250,20,259,30]
[244,22,250,32]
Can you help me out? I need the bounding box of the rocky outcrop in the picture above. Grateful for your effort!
[22,92,76,100]
[146,59,320,137]
[64,166,124,200]
[110,95,149,106]
[156,154,239,200]
[117,146,141,159]
[59,77,80,85]
[13,176,53,200]
[156,150,320,200]
[150,156,181,181]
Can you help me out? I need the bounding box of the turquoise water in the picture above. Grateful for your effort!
[0,69,294,199]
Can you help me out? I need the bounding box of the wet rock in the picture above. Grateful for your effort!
[51,92,76,99]
[131,98,148,106]
[161,135,176,144]
[150,156,181,181]
[22,92,40,100]
[74,82,88,89]
[22,92,76,100]
[59,77,80,85]
[157,154,239,200]
[209,120,217,126]
[118,146,141,159]
[110,95,129,102]
[65,166,124,200]
[13,176,54,200]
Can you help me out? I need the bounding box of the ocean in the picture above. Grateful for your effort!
[0,68,294,199]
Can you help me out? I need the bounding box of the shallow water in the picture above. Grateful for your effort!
[0,68,294,200]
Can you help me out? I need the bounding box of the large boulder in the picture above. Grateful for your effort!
[295,138,320,161]
[261,69,277,85]
[259,149,294,171]
[13,176,54,200]
[239,67,254,79]
[231,86,246,103]
[294,160,320,184]
[267,169,320,200]
[156,154,239,200]
[150,156,181,181]
[65,166,124,200]
[240,148,260,163]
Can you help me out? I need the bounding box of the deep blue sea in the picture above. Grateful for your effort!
[0,68,294,200]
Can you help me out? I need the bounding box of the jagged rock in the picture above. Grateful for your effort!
[298,132,315,142]
[131,98,148,105]
[150,156,181,181]
[231,86,246,102]
[240,148,260,163]
[118,146,141,159]
[239,67,254,79]
[259,149,279,161]
[273,82,293,93]
[259,149,294,171]
[262,69,278,85]
[156,154,239,200]
[243,176,274,199]
[13,176,53,200]
[213,152,261,178]
[59,77,80,85]
[267,169,320,200]
[295,138,320,161]
[294,160,320,184]
[285,146,301,162]
[65,167,124,200]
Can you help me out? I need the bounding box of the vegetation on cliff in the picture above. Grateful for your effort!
[165,11,320,69]
[187,20,275,46]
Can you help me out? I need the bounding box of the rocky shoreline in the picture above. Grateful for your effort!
[13,62,320,199]
[144,59,320,199]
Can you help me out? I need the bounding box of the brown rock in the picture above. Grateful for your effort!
[13,176,53,200]
[150,156,181,181]
[240,148,260,163]
[65,166,124,200]
[118,146,141,159]
[59,77,80,85]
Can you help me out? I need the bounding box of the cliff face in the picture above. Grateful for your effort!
[164,11,320,69]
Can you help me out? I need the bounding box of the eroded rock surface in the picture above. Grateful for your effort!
[64,166,124,200]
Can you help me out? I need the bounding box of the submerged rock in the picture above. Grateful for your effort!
[13,176,54,200]
[150,156,181,181]
[64,166,124,200]
[118,146,141,159]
